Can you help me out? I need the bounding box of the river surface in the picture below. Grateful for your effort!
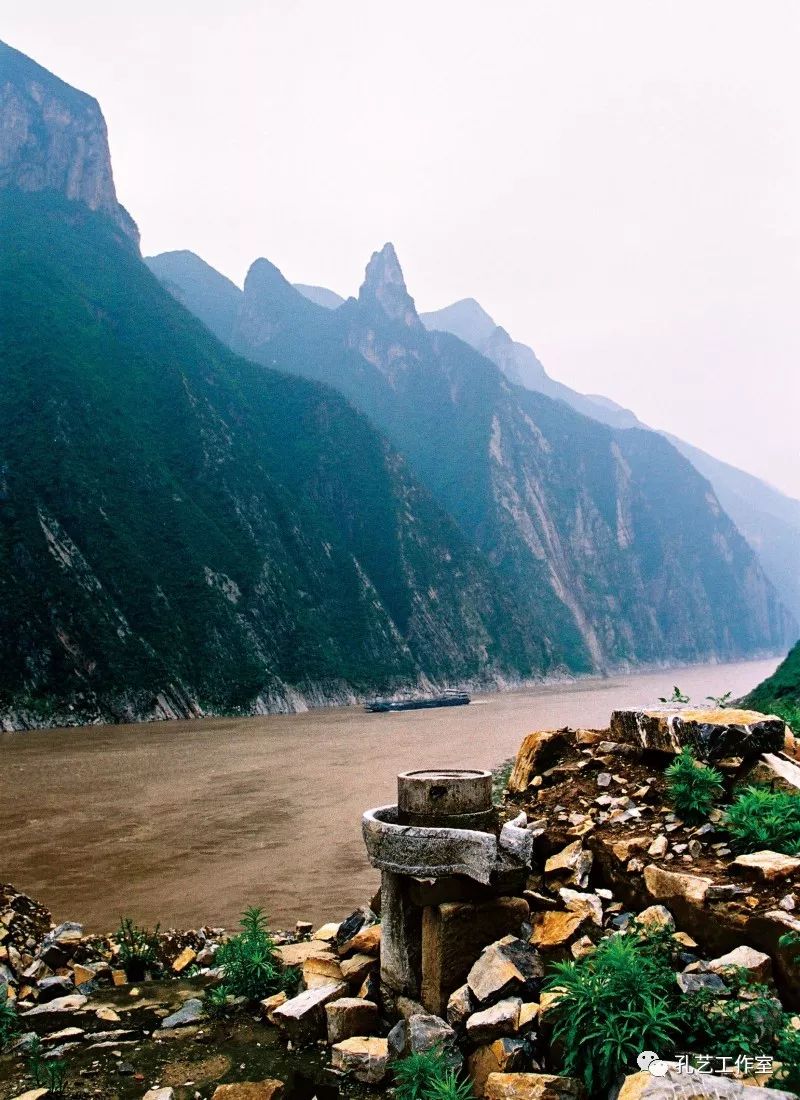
[0,657,778,933]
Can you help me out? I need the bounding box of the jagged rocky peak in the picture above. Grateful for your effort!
[0,40,138,244]
[359,242,420,327]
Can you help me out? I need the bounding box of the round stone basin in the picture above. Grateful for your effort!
[362,805,532,885]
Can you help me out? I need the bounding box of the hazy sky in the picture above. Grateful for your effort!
[6,1,800,497]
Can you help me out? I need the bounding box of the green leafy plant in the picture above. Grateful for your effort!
[27,1036,68,1095]
[423,1067,473,1100]
[543,927,683,1094]
[394,1047,459,1100]
[659,686,690,704]
[203,983,232,1018]
[115,916,160,980]
[706,691,732,707]
[0,987,18,1050]
[664,747,724,822]
[771,1016,800,1092]
[492,758,514,804]
[725,786,800,855]
[216,906,293,1002]
[680,970,783,1060]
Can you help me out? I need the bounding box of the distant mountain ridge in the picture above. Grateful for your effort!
[155,242,796,671]
[420,298,800,622]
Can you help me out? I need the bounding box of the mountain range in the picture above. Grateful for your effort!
[0,39,795,727]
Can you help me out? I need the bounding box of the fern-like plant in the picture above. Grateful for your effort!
[664,747,723,822]
[724,786,800,855]
[680,970,783,1059]
[543,928,683,1093]
[394,1047,453,1100]
[115,916,160,980]
[0,988,18,1050]
[423,1068,473,1100]
[216,906,294,1002]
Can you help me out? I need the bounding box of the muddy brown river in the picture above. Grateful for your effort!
[0,658,778,932]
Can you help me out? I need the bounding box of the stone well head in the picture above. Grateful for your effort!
[397,768,493,829]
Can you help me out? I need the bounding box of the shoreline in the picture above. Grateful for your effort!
[0,650,784,737]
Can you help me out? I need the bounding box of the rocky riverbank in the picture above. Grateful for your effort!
[2,706,800,1100]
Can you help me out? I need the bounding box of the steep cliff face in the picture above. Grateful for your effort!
[0,40,138,245]
[422,296,800,623]
[172,242,794,671]
[0,48,555,727]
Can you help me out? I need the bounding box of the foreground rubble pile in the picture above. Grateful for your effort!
[2,706,800,1100]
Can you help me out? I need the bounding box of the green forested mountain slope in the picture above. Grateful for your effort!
[745,642,800,717]
[157,243,794,670]
[0,190,548,725]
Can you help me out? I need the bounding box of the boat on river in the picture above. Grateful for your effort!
[365,690,471,713]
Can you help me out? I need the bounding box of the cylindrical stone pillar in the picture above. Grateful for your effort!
[397,769,493,830]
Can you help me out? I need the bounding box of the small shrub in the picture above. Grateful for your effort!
[27,1036,68,1095]
[115,916,160,980]
[771,1016,800,1092]
[680,971,783,1060]
[394,1047,456,1100]
[216,906,290,1002]
[659,686,690,704]
[203,983,232,1018]
[771,700,800,734]
[543,927,683,1093]
[724,786,800,855]
[664,747,724,822]
[706,691,732,707]
[491,758,514,804]
[0,988,18,1049]
[423,1068,473,1100]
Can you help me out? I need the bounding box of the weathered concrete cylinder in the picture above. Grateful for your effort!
[397,768,493,829]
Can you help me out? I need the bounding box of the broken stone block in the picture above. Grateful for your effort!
[259,991,287,1023]
[676,971,728,995]
[643,864,711,907]
[142,1090,175,1100]
[558,889,602,926]
[312,922,340,942]
[21,994,87,1016]
[272,981,348,1044]
[171,946,196,973]
[731,850,800,881]
[746,753,800,792]
[36,975,74,1003]
[529,911,586,950]
[274,939,330,967]
[387,1013,460,1066]
[485,1073,584,1100]
[469,1040,527,1096]
[708,945,771,982]
[466,998,521,1044]
[544,842,592,889]
[508,730,571,794]
[446,982,475,1027]
[338,923,380,957]
[610,707,785,761]
[325,997,379,1043]
[211,1084,284,1100]
[160,997,204,1030]
[636,905,675,931]
[617,1067,795,1100]
[302,949,344,988]
[467,936,544,1006]
[331,1036,389,1084]
[420,897,529,1016]
[340,952,376,988]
